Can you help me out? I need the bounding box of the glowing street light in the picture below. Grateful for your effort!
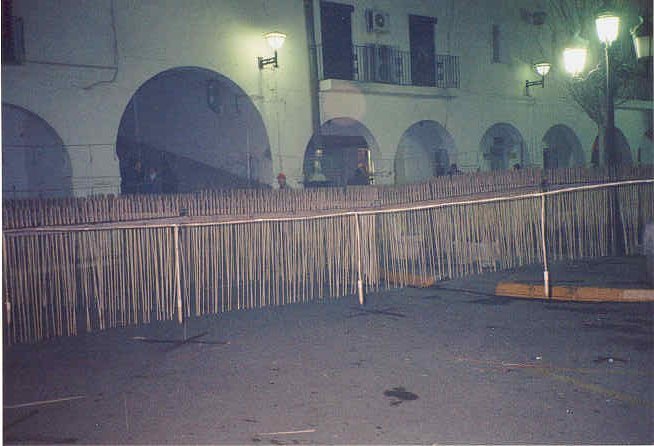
[563,34,588,77]
[596,11,620,45]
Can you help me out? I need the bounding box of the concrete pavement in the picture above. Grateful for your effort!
[3,256,653,444]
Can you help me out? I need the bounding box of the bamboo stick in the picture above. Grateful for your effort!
[174,226,182,324]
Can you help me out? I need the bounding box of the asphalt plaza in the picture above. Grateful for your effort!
[3,256,653,444]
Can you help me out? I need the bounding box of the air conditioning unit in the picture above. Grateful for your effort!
[362,45,399,83]
[366,9,390,33]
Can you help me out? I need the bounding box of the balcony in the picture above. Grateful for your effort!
[314,44,459,89]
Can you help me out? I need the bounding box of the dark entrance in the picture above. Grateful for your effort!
[116,67,272,194]
[409,15,437,87]
[320,1,354,80]
[304,135,370,187]
[543,124,584,169]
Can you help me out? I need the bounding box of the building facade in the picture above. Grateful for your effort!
[2,0,652,198]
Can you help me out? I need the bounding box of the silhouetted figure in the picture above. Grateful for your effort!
[143,166,162,194]
[161,159,178,193]
[447,163,462,176]
[591,135,600,168]
[513,163,522,170]
[349,163,370,186]
[123,159,144,194]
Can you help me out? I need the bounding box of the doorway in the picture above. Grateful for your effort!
[303,118,379,187]
[116,67,272,193]
[542,124,584,169]
[409,15,437,87]
[320,1,354,80]
[480,123,525,170]
[396,120,457,184]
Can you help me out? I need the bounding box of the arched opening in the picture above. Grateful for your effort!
[637,127,653,165]
[480,123,526,171]
[116,67,272,194]
[395,120,457,184]
[303,118,380,187]
[590,128,634,167]
[2,103,72,199]
[542,124,584,169]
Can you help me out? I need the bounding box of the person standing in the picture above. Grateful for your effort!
[447,163,462,176]
[277,172,290,189]
[161,158,178,193]
[123,159,144,194]
[348,163,370,186]
[144,166,162,194]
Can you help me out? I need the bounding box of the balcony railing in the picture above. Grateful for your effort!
[315,44,459,89]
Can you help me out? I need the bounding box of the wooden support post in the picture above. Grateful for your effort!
[173,225,183,324]
[540,193,550,299]
[354,213,365,306]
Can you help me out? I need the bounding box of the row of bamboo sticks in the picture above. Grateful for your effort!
[179,217,361,316]
[376,198,542,287]
[2,181,653,345]
[4,166,652,230]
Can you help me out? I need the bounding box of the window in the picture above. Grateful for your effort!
[491,24,501,63]
[2,0,24,65]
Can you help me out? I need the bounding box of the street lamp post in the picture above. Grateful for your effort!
[595,8,624,255]
[562,8,652,255]
[563,8,625,254]
[563,12,621,168]
[596,10,621,167]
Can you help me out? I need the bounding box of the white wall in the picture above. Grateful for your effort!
[2,0,650,196]
[315,0,650,181]
[2,104,73,198]
[616,105,653,163]
[3,0,315,194]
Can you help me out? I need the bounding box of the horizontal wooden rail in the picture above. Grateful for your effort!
[3,178,653,345]
[4,166,652,231]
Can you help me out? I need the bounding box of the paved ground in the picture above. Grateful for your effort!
[3,256,653,444]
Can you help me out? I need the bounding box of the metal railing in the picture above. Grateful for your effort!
[315,44,460,88]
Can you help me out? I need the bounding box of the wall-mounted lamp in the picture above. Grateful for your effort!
[258,32,287,69]
[525,62,551,95]
[631,14,653,60]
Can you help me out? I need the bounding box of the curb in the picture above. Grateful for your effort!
[495,282,654,302]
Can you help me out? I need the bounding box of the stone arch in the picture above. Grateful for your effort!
[116,66,272,194]
[542,124,584,168]
[303,118,380,187]
[395,120,457,184]
[1,103,73,199]
[590,128,634,167]
[480,123,526,171]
